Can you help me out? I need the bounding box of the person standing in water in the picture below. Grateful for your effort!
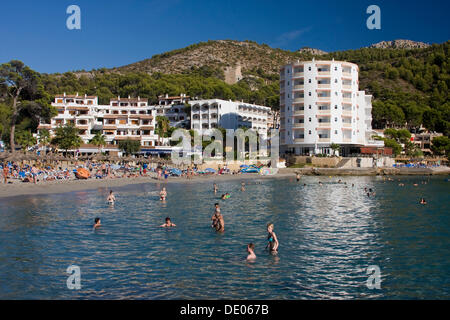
[107,190,116,204]
[211,203,220,228]
[266,223,279,254]
[296,173,301,182]
[160,187,167,201]
[212,208,224,232]
[213,183,218,193]
[246,243,256,260]
[241,182,246,191]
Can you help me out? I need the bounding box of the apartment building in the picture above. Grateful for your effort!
[189,99,272,137]
[152,94,190,129]
[280,59,383,156]
[38,93,158,151]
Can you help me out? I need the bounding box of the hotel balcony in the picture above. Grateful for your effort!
[293,84,304,91]
[292,72,304,78]
[293,109,304,116]
[317,108,331,115]
[343,138,352,143]
[294,138,305,143]
[342,109,352,116]
[342,122,352,128]
[293,122,304,128]
[318,122,331,127]
[293,97,304,103]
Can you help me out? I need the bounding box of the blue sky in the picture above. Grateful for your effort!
[1,0,449,73]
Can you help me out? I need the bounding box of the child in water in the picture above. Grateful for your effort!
[160,187,167,201]
[246,243,256,260]
[420,198,427,205]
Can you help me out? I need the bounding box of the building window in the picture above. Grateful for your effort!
[309,105,311,109]
[335,130,338,134]
[335,105,338,109]
[335,79,338,83]
[309,130,311,134]
[287,81,290,85]
[308,79,311,83]
[309,117,312,122]
[308,67,311,71]
[335,66,338,71]
[335,117,338,122]
[308,92,311,96]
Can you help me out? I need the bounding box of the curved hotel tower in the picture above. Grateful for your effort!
[280,59,381,156]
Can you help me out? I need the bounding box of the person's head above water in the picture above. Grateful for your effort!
[94,217,101,224]
[110,190,113,194]
[165,217,171,223]
[267,223,274,232]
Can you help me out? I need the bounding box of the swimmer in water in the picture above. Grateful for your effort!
[160,187,167,201]
[93,217,101,229]
[241,182,245,191]
[420,198,427,205]
[296,173,301,182]
[160,217,176,227]
[213,183,218,193]
[107,190,116,203]
[246,243,256,260]
[266,223,279,254]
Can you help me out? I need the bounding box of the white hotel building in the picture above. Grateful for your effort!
[189,99,271,137]
[280,59,382,156]
[38,93,159,152]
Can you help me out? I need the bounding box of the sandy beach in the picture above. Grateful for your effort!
[1,166,448,199]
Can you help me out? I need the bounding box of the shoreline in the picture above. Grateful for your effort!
[0,166,448,199]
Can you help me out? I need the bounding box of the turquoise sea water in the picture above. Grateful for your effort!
[0,176,449,299]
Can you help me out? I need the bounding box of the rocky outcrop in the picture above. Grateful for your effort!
[297,47,327,55]
[369,40,430,49]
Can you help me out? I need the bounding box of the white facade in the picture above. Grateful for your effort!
[280,59,382,156]
[189,99,271,137]
[153,94,190,129]
[38,93,159,150]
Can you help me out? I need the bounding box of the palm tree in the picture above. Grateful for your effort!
[155,116,170,146]
[38,129,50,155]
[330,143,340,157]
[89,132,107,154]
[15,130,37,154]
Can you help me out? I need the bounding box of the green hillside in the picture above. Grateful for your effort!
[1,40,449,146]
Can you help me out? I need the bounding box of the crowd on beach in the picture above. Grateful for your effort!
[0,160,243,185]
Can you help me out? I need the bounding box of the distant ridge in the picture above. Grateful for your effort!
[297,47,327,55]
[369,39,430,49]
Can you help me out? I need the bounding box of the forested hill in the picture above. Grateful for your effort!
[2,39,448,139]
